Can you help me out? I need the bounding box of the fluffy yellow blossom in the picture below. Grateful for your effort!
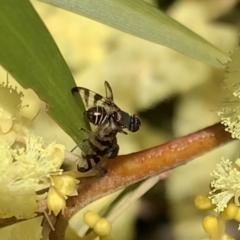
[0,77,80,218]
[0,80,32,146]
[0,81,23,126]
[209,158,240,212]
[0,134,65,219]
[217,47,240,139]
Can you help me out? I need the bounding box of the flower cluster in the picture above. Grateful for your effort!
[0,79,80,218]
[195,195,240,240]
[0,80,30,145]
[197,156,240,239]
[209,158,240,213]
[0,134,69,218]
[217,47,240,139]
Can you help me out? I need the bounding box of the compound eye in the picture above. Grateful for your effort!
[129,114,141,132]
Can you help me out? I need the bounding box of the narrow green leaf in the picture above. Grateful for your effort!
[0,0,90,144]
[38,0,230,68]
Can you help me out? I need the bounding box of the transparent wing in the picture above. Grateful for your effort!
[104,81,114,101]
[71,86,117,110]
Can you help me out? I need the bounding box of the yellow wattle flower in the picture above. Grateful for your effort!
[0,134,66,219]
[0,80,36,146]
[218,47,240,139]
[209,158,240,212]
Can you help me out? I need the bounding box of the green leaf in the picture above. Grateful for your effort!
[38,0,230,68]
[0,0,90,144]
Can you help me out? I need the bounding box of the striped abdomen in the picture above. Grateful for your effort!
[78,134,119,172]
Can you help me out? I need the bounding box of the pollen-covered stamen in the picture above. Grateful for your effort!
[0,80,26,147]
[218,47,240,139]
[209,158,240,212]
[0,81,23,118]
[0,133,66,219]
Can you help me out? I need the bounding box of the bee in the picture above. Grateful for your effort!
[77,118,119,172]
[71,81,141,133]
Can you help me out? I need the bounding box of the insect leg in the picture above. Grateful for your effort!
[77,155,101,172]
[80,127,92,134]
[70,145,78,152]
[77,158,93,172]
[106,140,119,159]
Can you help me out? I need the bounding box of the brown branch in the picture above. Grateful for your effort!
[52,122,233,239]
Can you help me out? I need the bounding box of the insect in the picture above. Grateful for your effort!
[77,118,119,172]
[71,81,141,133]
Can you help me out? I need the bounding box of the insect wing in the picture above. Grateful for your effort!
[104,81,114,101]
[72,86,109,109]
